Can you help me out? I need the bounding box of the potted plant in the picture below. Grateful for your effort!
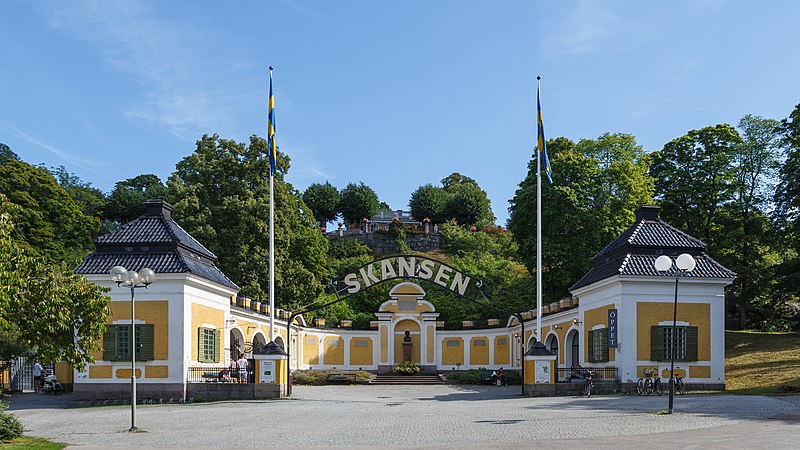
[392,361,420,375]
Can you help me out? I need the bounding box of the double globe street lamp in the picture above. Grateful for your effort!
[110,266,156,432]
[654,253,696,415]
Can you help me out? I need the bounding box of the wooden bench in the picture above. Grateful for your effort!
[326,372,356,384]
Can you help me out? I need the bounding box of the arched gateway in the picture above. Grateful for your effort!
[284,256,529,391]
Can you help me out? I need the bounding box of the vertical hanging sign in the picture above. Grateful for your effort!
[608,309,618,348]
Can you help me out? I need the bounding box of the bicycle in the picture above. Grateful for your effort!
[581,370,595,397]
[671,367,686,395]
[637,369,657,395]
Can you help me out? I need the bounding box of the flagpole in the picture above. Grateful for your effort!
[535,75,543,343]
[268,66,276,343]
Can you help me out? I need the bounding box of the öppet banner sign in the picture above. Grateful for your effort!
[608,308,618,348]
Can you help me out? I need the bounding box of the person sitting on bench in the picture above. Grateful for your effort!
[491,367,508,386]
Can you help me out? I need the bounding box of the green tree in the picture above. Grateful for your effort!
[49,166,107,219]
[0,158,99,266]
[445,183,492,227]
[441,173,477,190]
[338,182,379,227]
[774,103,800,314]
[0,143,19,162]
[0,195,111,367]
[105,174,169,225]
[302,181,340,225]
[651,124,740,246]
[714,115,783,328]
[508,134,654,302]
[168,134,329,311]
[408,183,449,224]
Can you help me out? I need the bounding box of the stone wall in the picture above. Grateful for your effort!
[329,232,440,254]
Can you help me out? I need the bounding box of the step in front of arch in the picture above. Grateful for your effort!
[370,374,445,385]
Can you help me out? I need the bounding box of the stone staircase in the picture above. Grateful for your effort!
[371,373,445,385]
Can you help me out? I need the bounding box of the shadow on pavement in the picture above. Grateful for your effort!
[6,391,75,411]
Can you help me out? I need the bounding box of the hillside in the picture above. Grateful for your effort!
[725,331,800,395]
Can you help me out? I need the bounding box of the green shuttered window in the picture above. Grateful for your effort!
[651,326,698,361]
[588,328,609,363]
[198,327,221,363]
[103,324,155,361]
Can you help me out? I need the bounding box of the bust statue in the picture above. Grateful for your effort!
[403,330,411,343]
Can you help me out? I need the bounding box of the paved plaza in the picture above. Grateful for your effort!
[8,385,800,449]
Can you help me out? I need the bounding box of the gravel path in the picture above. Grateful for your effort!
[8,385,799,449]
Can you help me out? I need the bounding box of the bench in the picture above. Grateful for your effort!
[202,370,233,383]
[326,372,356,384]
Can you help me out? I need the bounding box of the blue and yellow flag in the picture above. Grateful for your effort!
[267,67,277,175]
[537,80,553,184]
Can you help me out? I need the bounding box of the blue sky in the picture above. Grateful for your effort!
[2,0,799,225]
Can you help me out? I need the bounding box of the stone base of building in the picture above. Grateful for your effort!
[73,383,185,401]
[620,381,725,393]
[73,382,288,402]
[187,383,286,401]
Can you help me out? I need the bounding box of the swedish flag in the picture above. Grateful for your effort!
[537,80,553,184]
[267,67,277,175]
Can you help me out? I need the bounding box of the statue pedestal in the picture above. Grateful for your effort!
[402,342,412,362]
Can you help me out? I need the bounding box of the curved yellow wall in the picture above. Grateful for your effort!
[494,336,510,365]
[470,336,489,366]
[441,338,464,366]
[323,336,344,366]
[303,335,319,365]
[350,338,374,366]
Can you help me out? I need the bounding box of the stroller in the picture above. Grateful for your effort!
[41,371,64,395]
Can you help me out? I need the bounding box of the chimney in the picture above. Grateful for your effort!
[143,199,173,219]
[634,205,660,222]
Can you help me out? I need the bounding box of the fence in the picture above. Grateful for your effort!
[556,367,619,383]
[187,365,255,384]
[0,362,9,392]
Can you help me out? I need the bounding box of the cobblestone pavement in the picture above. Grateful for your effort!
[9,386,799,449]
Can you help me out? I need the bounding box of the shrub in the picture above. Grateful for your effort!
[291,369,372,385]
[392,361,420,375]
[0,400,23,441]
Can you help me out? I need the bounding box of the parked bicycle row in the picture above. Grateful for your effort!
[636,367,686,396]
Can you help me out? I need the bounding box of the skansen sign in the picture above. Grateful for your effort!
[334,255,477,298]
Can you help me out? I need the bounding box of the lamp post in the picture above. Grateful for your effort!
[654,253,695,415]
[110,266,156,432]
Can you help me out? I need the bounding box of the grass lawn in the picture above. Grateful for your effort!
[725,330,800,395]
[0,437,65,450]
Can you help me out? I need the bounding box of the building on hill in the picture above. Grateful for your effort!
[70,202,733,400]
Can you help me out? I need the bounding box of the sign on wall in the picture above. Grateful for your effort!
[260,360,276,383]
[535,361,550,384]
[608,308,618,348]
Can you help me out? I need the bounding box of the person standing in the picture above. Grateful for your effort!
[33,359,44,392]
[236,353,250,383]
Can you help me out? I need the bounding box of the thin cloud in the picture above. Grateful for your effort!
[0,122,113,178]
[544,0,641,56]
[38,0,259,140]
[280,143,333,188]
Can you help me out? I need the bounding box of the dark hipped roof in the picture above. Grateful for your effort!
[76,200,238,290]
[570,205,735,291]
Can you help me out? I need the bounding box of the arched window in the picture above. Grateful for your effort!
[546,334,559,374]
[571,331,580,367]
